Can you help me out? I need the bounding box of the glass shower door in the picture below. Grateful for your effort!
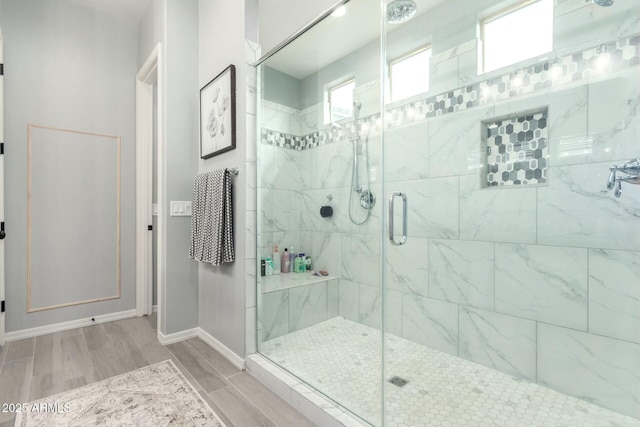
[381,0,640,425]
[255,1,386,425]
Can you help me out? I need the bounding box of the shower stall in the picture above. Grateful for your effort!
[255,0,640,425]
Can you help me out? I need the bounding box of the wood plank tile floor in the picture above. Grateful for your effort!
[0,314,317,427]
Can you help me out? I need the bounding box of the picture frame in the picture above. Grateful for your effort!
[200,64,236,159]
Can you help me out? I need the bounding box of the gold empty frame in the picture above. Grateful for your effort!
[27,123,121,313]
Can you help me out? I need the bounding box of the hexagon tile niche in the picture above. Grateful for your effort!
[483,109,548,187]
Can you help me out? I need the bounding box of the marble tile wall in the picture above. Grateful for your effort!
[259,279,338,341]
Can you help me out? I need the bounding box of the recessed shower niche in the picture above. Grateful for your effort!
[483,109,549,187]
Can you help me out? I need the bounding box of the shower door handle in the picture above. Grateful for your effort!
[388,191,407,246]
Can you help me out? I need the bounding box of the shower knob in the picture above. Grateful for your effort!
[320,205,333,218]
[360,190,376,209]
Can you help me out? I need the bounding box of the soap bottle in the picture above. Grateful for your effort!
[260,257,266,276]
[281,248,290,273]
[295,253,305,273]
[265,257,273,276]
[273,245,281,275]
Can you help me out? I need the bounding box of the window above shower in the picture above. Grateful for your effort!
[480,0,554,73]
[326,78,356,124]
[389,46,431,102]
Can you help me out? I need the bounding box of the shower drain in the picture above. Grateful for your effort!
[388,376,409,387]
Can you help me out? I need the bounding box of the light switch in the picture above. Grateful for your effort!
[170,201,192,217]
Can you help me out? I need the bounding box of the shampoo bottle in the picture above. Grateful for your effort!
[273,245,281,274]
[265,257,273,276]
[281,248,290,273]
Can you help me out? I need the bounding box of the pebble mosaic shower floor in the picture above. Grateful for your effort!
[260,317,638,427]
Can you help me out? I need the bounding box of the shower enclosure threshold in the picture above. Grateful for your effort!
[255,317,638,427]
[245,353,369,427]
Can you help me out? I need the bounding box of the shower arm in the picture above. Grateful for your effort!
[606,158,640,198]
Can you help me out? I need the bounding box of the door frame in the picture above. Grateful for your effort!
[136,43,164,331]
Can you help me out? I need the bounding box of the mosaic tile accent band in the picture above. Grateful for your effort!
[260,33,640,151]
[484,109,549,187]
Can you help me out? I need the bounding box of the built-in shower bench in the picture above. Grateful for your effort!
[259,273,339,341]
[260,273,338,293]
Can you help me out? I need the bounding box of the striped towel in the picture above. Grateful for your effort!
[189,169,235,265]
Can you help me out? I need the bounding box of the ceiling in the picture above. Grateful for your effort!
[263,0,449,80]
[66,0,152,26]
[65,0,448,78]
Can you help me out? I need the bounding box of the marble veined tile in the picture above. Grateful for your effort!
[260,290,289,341]
[259,100,297,134]
[427,106,495,178]
[494,85,589,166]
[338,280,359,322]
[359,284,382,331]
[328,279,339,319]
[429,239,494,310]
[538,323,640,419]
[260,188,290,233]
[289,282,328,333]
[299,231,343,278]
[589,248,640,344]
[587,70,640,164]
[402,294,458,356]
[273,147,306,191]
[385,236,429,297]
[389,177,459,239]
[383,121,429,183]
[302,141,350,190]
[341,233,380,287]
[459,174,537,244]
[459,307,536,381]
[429,55,459,98]
[537,162,640,251]
[495,243,588,330]
[257,143,275,189]
[385,290,403,338]
[554,0,640,54]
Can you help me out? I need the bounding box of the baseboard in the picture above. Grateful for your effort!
[5,309,137,342]
[197,327,245,370]
[157,328,199,345]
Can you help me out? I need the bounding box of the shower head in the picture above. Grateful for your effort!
[387,0,417,24]
[591,0,614,6]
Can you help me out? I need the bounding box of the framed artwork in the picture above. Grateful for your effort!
[200,64,236,159]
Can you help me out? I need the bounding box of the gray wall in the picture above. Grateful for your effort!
[197,0,255,358]
[0,0,137,331]
[163,0,200,335]
[263,67,301,109]
[137,0,164,69]
[135,0,201,336]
